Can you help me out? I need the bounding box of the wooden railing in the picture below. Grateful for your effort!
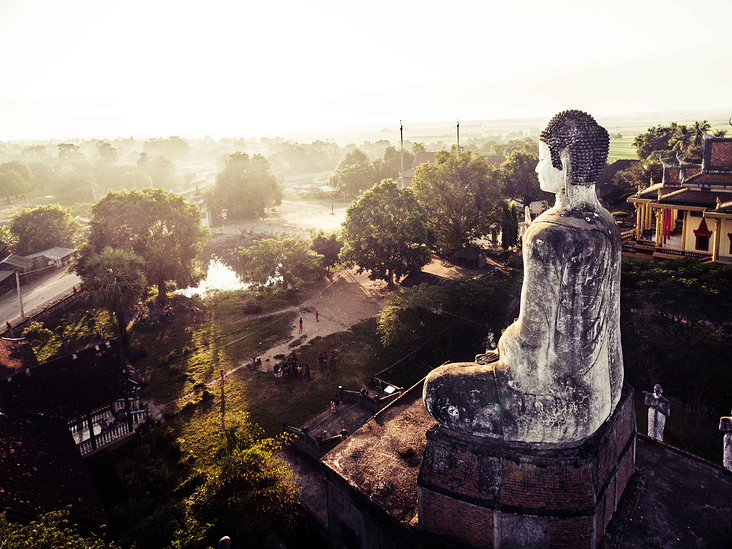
[1,290,85,338]
[71,399,149,456]
[78,422,131,456]
[282,424,345,460]
[654,248,710,259]
[338,386,401,414]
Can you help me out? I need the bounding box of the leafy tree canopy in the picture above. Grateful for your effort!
[206,152,281,222]
[77,188,209,304]
[500,200,519,250]
[77,247,147,343]
[330,147,376,196]
[10,204,80,255]
[0,224,17,257]
[0,509,121,549]
[187,413,300,544]
[412,149,501,254]
[310,230,343,273]
[238,234,323,290]
[0,161,33,203]
[500,150,550,207]
[340,179,433,287]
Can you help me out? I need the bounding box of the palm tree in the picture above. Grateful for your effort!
[691,120,712,146]
[80,247,146,347]
[670,125,693,154]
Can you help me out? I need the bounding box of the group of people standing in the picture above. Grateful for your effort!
[273,355,310,379]
[319,351,337,368]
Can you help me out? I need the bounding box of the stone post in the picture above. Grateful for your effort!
[719,412,732,471]
[644,384,670,441]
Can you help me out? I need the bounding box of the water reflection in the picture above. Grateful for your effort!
[178,259,248,297]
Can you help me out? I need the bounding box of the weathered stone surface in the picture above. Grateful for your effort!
[644,384,670,441]
[424,111,623,445]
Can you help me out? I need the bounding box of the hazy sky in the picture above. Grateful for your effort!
[1,0,730,140]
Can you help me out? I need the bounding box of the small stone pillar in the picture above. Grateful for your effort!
[719,412,732,471]
[218,536,231,549]
[644,384,670,441]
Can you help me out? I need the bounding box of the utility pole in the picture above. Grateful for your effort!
[15,271,25,320]
[400,120,404,189]
[457,120,460,153]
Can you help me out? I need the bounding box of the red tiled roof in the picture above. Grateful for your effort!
[0,338,39,378]
[658,189,732,208]
[684,172,732,186]
[412,152,436,168]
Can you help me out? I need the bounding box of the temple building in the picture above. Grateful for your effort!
[627,134,732,261]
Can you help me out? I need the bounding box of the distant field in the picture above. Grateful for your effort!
[608,137,637,162]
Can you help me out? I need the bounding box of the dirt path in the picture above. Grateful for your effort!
[155,268,386,409]
[251,269,384,372]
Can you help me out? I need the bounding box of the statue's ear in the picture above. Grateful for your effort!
[559,148,570,174]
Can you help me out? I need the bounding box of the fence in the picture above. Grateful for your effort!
[2,290,85,338]
[282,424,345,460]
[338,386,402,414]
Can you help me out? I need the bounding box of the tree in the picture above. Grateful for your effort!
[0,161,33,203]
[330,147,376,196]
[78,188,209,304]
[187,413,300,544]
[340,179,433,288]
[10,205,80,255]
[412,149,501,254]
[500,150,550,207]
[239,234,323,290]
[0,225,16,257]
[374,145,415,182]
[632,124,678,160]
[500,200,519,250]
[206,152,281,222]
[77,247,146,344]
[0,509,121,549]
[691,120,712,146]
[310,230,343,274]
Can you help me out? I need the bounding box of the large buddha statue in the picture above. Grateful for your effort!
[424,110,623,445]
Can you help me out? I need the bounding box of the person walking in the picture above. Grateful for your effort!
[315,310,319,322]
[299,317,303,333]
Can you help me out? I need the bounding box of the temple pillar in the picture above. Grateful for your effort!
[681,210,688,252]
[655,209,662,247]
[645,203,652,230]
[635,204,642,239]
[712,218,722,261]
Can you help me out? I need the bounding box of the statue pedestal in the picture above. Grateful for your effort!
[417,385,636,549]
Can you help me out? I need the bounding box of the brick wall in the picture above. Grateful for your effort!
[419,387,637,548]
[421,490,493,548]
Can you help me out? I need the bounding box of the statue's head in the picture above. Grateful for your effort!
[653,383,663,396]
[538,110,609,188]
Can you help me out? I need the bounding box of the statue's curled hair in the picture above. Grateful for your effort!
[539,110,609,186]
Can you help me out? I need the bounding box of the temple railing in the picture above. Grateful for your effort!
[338,386,401,413]
[282,424,345,460]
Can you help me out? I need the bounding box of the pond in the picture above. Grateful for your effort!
[177,259,249,297]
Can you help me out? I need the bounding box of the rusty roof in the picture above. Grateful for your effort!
[322,380,436,525]
[0,400,106,520]
[0,338,144,420]
[0,338,39,378]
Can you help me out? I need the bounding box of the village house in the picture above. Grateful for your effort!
[627,134,732,261]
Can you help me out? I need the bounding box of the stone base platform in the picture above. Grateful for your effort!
[417,385,636,549]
